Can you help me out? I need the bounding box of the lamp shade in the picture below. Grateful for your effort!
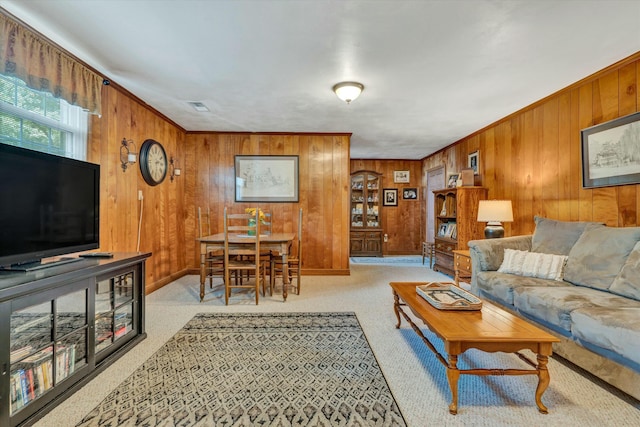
[333,81,364,104]
[477,200,513,223]
[477,200,513,239]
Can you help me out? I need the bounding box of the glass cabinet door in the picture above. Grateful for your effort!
[351,171,381,229]
[95,270,135,354]
[9,287,88,417]
[351,174,365,227]
[365,173,380,227]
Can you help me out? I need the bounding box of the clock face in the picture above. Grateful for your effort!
[139,139,167,186]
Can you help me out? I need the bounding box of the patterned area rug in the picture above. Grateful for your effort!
[76,312,406,427]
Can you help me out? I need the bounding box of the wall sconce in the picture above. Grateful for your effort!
[120,138,137,172]
[169,157,181,182]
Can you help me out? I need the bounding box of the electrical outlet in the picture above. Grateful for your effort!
[383,234,388,242]
[138,190,143,200]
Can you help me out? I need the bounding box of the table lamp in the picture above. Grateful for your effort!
[477,200,513,238]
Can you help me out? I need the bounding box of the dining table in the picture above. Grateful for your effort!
[196,232,296,302]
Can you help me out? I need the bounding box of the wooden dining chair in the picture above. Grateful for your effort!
[198,207,225,288]
[270,208,302,295]
[223,207,268,305]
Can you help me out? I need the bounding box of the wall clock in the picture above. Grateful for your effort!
[139,139,167,186]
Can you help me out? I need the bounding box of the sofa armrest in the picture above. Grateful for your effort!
[468,235,532,294]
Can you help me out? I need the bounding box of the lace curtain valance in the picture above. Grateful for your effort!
[0,12,102,115]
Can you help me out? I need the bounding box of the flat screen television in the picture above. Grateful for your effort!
[0,144,100,271]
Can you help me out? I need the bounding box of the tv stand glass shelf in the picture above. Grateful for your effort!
[0,252,150,427]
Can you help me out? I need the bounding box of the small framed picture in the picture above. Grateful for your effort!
[468,151,479,175]
[437,223,447,237]
[402,187,418,200]
[447,174,459,188]
[394,170,410,183]
[445,223,457,238]
[383,188,398,206]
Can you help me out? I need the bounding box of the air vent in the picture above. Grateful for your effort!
[187,101,210,112]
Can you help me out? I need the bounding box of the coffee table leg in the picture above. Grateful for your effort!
[535,354,551,414]
[393,291,402,328]
[446,354,460,415]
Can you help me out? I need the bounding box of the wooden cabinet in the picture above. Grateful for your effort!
[432,187,486,276]
[0,253,150,427]
[350,170,383,257]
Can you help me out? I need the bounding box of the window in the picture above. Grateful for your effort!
[0,73,88,160]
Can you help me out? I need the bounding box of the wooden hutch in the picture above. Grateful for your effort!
[350,170,383,257]
[432,186,487,276]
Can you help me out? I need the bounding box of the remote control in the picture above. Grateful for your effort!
[79,252,114,258]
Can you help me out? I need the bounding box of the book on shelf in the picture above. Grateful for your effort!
[9,344,76,414]
[10,345,34,363]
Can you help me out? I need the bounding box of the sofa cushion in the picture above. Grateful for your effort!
[531,216,603,255]
[469,236,532,272]
[498,249,568,281]
[564,226,640,291]
[571,306,640,367]
[477,271,571,306]
[609,241,640,301]
[512,286,637,332]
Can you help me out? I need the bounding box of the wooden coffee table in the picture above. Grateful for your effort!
[390,282,560,415]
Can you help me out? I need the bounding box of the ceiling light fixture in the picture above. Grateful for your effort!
[332,81,364,104]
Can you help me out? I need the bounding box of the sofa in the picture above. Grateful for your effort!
[468,216,640,400]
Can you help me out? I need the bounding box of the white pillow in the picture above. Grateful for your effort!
[498,249,568,281]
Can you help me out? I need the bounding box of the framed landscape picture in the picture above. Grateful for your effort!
[581,111,640,188]
[235,155,299,202]
[393,170,410,183]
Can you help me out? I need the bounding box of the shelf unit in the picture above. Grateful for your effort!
[432,187,487,276]
[0,252,150,427]
[350,170,383,257]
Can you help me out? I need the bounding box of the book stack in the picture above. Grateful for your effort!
[9,345,76,415]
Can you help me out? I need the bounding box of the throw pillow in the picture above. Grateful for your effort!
[498,249,568,281]
[531,216,604,255]
[609,241,640,301]
[564,226,640,291]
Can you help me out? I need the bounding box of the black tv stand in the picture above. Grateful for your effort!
[1,256,83,272]
[0,252,150,427]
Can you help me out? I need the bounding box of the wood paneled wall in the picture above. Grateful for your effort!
[88,87,351,291]
[350,160,424,254]
[88,85,188,293]
[87,51,640,291]
[184,133,351,275]
[423,52,640,236]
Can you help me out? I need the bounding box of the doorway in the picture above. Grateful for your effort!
[426,166,446,243]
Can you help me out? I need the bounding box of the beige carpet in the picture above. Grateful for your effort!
[35,263,640,427]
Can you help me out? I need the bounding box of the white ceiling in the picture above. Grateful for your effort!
[2,0,640,159]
